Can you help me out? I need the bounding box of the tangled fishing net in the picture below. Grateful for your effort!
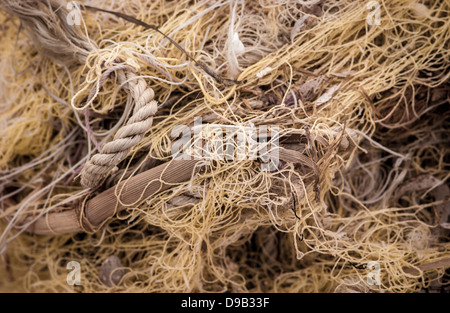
[0,0,449,292]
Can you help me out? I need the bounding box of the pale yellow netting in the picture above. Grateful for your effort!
[0,0,449,292]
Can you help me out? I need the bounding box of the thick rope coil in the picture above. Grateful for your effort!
[80,70,158,188]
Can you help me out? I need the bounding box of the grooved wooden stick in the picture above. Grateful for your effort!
[404,258,450,274]
[28,160,200,235]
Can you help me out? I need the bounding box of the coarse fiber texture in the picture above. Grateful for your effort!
[0,0,449,293]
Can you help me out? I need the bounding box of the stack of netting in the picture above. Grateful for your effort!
[0,0,449,292]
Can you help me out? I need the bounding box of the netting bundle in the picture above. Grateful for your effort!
[0,0,449,292]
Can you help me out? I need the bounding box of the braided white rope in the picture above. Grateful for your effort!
[80,70,157,188]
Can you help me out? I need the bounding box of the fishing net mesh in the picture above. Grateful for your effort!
[0,0,449,292]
